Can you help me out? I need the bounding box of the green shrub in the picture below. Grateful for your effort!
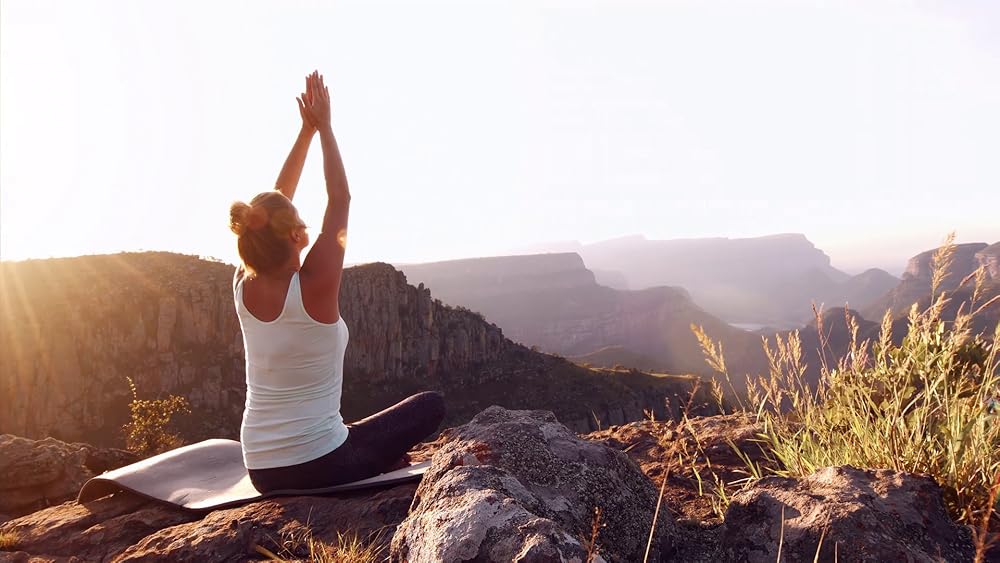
[123,377,191,457]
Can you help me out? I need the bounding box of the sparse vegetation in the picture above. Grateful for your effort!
[253,529,384,563]
[0,531,18,551]
[660,381,762,522]
[694,235,1000,555]
[123,377,191,457]
[454,305,486,322]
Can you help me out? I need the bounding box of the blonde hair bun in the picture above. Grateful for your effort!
[229,201,271,236]
[228,191,299,276]
[229,201,252,236]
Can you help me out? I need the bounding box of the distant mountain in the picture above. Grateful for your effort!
[839,268,902,310]
[526,234,898,328]
[396,253,597,300]
[398,244,996,397]
[862,241,1000,334]
[863,242,992,319]
[397,253,768,382]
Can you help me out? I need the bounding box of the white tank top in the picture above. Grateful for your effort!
[234,271,350,470]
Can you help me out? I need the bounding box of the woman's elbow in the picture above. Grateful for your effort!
[327,187,351,202]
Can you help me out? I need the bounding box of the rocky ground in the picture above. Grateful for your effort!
[0,409,983,562]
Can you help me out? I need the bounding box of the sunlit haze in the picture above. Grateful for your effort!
[2,1,998,274]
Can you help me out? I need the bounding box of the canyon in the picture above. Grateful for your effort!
[0,252,706,447]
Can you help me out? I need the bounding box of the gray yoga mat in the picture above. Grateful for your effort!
[77,438,430,512]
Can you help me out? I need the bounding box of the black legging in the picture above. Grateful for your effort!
[248,391,446,493]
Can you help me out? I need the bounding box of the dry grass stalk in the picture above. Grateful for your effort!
[254,526,385,563]
[643,468,668,563]
[584,506,604,563]
[971,468,1000,563]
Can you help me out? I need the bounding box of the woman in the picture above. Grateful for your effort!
[228,71,445,492]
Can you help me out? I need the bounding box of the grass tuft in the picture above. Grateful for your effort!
[0,531,18,551]
[254,528,384,563]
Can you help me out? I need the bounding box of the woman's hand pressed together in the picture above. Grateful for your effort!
[296,72,319,134]
[300,71,332,133]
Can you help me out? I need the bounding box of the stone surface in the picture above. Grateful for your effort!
[0,482,417,562]
[1,494,196,562]
[718,465,975,563]
[390,406,673,563]
[0,413,982,562]
[0,434,137,518]
[115,486,417,562]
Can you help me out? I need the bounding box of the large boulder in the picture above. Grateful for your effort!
[719,465,975,562]
[114,485,416,562]
[0,434,137,518]
[390,406,673,562]
[0,493,197,561]
[0,484,417,562]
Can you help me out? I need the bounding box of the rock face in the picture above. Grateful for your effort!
[863,241,1000,328]
[719,466,975,563]
[0,252,703,446]
[0,412,980,562]
[0,434,136,519]
[1,254,244,445]
[976,242,1000,280]
[902,242,989,282]
[390,406,673,563]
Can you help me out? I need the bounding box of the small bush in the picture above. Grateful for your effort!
[123,377,191,457]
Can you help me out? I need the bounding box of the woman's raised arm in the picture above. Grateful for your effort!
[300,72,350,298]
[274,74,320,200]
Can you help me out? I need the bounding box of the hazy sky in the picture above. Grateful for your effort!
[2,0,998,273]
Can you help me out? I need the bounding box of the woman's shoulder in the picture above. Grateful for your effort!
[232,265,247,294]
[297,269,342,324]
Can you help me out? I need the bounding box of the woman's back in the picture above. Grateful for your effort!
[230,71,443,493]
[235,272,350,470]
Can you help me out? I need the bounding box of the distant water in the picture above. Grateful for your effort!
[730,323,770,332]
